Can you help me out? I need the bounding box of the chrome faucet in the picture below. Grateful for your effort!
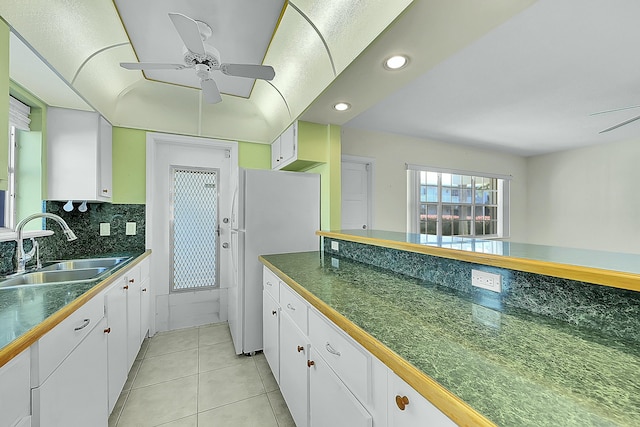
[15,213,78,273]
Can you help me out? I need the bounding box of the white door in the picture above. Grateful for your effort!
[146,133,237,333]
[341,156,374,230]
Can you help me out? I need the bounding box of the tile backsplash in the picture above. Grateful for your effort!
[0,202,145,275]
[323,237,640,346]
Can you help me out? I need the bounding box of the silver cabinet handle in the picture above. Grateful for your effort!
[325,342,341,356]
[74,318,90,331]
[266,281,273,286]
[286,303,296,311]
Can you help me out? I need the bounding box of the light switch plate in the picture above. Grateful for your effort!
[126,222,137,235]
[99,223,110,236]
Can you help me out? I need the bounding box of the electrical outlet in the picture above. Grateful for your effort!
[126,222,137,235]
[471,269,502,293]
[331,241,339,251]
[99,223,110,236]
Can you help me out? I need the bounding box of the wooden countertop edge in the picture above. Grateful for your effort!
[0,250,152,369]
[317,231,640,293]
[260,256,497,427]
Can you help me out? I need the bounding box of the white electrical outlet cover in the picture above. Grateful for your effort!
[471,269,502,293]
[99,223,110,236]
[331,241,339,251]
[126,222,137,235]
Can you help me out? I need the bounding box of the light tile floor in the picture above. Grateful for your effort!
[109,323,295,427]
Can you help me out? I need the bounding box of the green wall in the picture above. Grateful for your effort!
[239,141,271,169]
[0,21,9,190]
[112,127,146,204]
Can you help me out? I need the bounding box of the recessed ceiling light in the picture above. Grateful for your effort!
[384,55,408,70]
[333,102,351,111]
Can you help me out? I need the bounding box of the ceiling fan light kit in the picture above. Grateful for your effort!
[120,12,275,104]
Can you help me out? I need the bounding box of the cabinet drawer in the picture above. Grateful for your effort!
[263,266,280,301]
[280,283,308,333]
[309,308,370,405]
[31,291,105,386]
[124,263,141,289]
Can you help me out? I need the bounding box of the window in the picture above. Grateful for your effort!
[2,97,30,231]
[407,164,510,238]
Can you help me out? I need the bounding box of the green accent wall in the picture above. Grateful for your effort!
[305,123,341,231]
[0,21,9,190]
[239,141,271,169]
[112,126,146,204]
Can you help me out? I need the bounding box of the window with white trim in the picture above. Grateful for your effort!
[1,97,31,231]
[407,164,510,238]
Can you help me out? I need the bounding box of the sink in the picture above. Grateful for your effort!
[41,257,130,271]
[0,267,108,289]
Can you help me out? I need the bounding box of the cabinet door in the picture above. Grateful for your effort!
[309,349,372,427]
[105,283,128,414]
[126,269,142,369]
[32,318,109,427]
[262,290,280,383]
[0,348,30,427]
[279,312,310,427]
[388,372,456,427]
[98,116,112,200]
[140,277,151,343]
[278,123,297,167]
[271,136,282,169]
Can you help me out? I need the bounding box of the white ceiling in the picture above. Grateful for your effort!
[114,0,284,98]
[303,0,640,157]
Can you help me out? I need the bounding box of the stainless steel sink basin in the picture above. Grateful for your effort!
[0,267,107,288]
[41,257,129,271]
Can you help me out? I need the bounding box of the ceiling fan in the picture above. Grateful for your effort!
[590,104,640,134]
[120,13,275,104]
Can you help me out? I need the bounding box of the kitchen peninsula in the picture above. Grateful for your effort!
[260,230,640,427]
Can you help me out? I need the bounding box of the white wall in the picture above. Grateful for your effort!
[341,127,529,241]
[526,137,640,254]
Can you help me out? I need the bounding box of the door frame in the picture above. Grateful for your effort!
[146,132,238,335]
[341,154,375,230]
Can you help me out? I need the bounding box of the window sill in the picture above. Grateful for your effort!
[0,230,55,242]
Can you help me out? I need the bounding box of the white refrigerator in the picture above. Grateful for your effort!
[229,168,320,355]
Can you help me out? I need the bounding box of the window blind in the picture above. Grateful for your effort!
[9,96,31,131]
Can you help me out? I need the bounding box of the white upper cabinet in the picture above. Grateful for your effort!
[47,107,112,202]
[271,122,297,169]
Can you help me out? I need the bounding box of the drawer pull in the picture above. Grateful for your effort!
[272,310,277,315]
[297,345,304,353]
[307,360,315,368]
[123,285,129,290]
[129,278,135,283]
[104,327,111,334]
[142,288,147,292]
[286,303,296,311]
[325,342,341,356]
[74,318,91,331]
[395,395,409,411]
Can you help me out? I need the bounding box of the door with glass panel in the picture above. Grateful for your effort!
[170,167,219,291]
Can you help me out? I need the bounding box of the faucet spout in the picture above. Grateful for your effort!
[15,213,78,273]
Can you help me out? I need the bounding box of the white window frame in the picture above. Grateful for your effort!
[407,164,511,238]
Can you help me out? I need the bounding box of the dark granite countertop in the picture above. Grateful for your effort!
[262,251,640,427]
[0,251,145,356]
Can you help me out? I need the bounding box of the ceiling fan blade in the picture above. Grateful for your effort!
[221,63,275,80]
[599,114,640,134]
[590,104,640,116]
[120,62,188,70]
[169,13,206,55]
[201,79,222,104]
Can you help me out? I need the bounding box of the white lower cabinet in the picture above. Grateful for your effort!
[0,348,31,427]
[139,259,151,343]
[262,290,280,383]
[31,317,109,427]
[105,282,128,413]
[125,264,142,369]
[387,371,456,427]
[309,348,372,427]
[279,311,310,427]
